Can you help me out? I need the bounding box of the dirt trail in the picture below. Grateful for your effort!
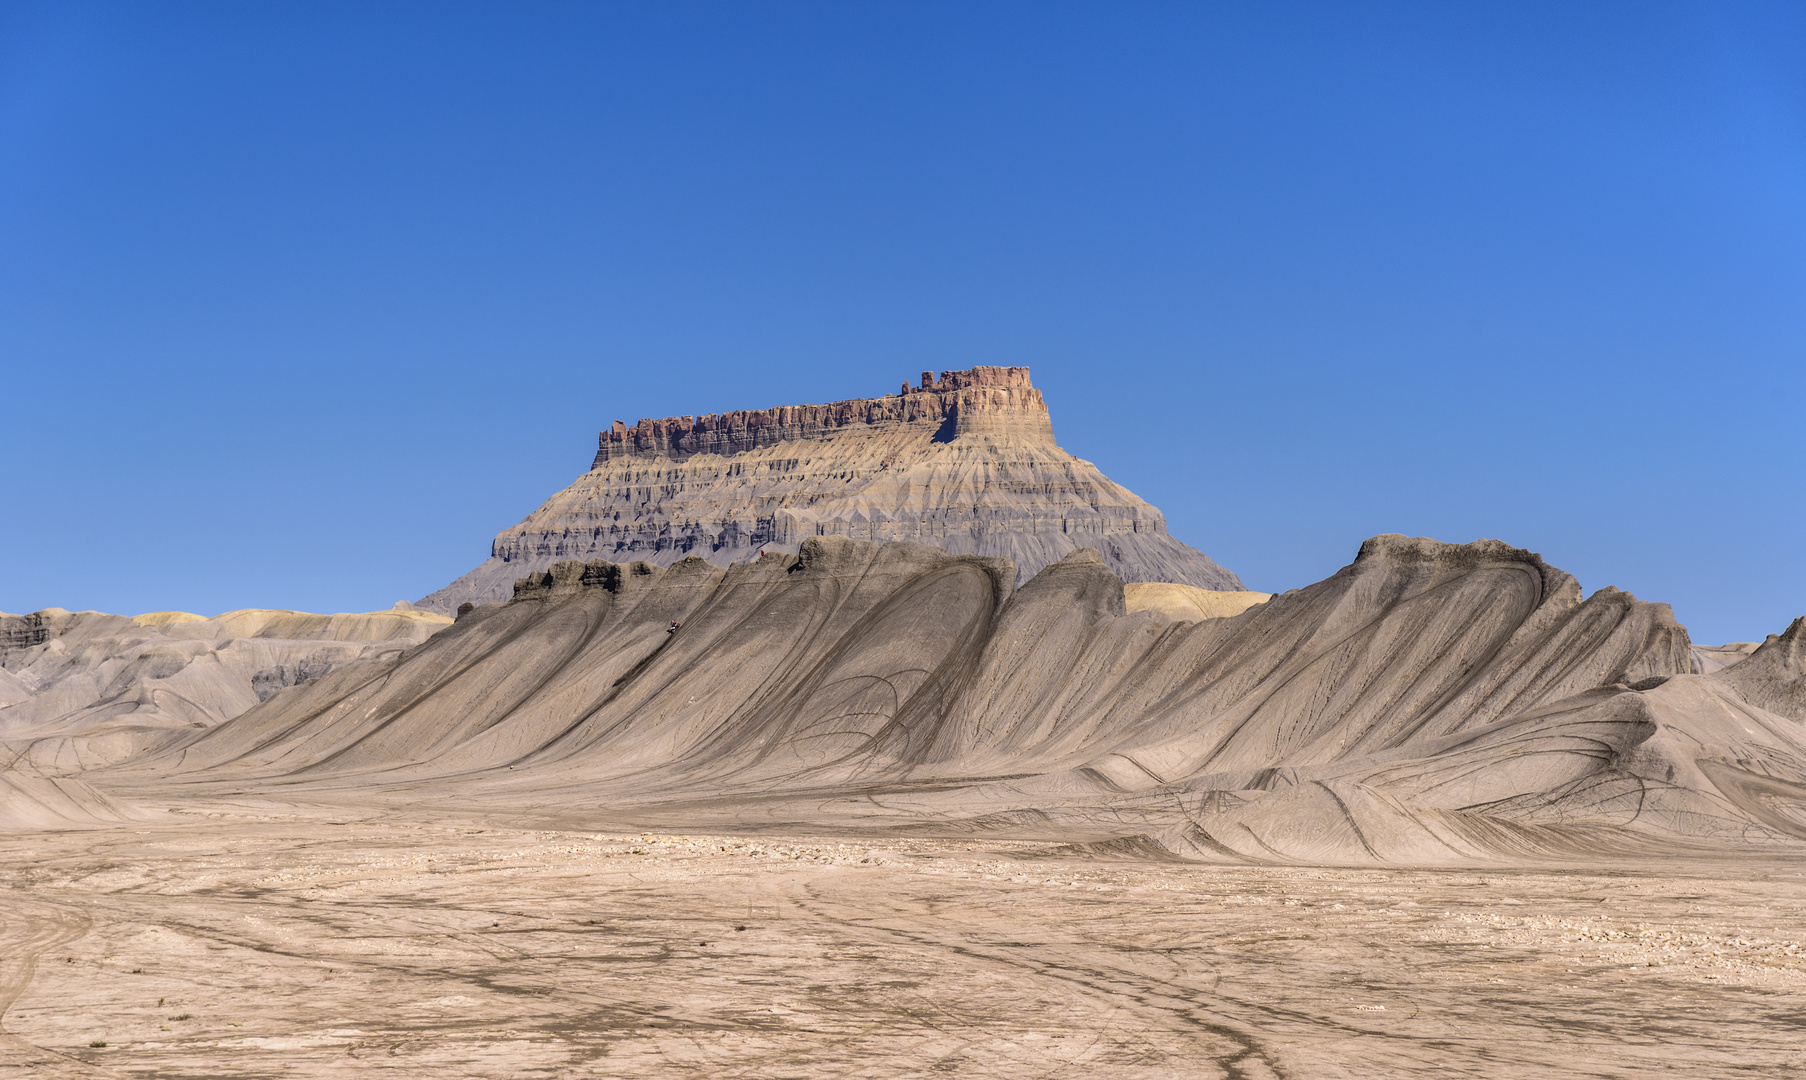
[0,898,96,1077]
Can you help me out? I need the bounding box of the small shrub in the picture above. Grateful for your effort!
[170,1014,191,1021]
[89,1041,107,1048]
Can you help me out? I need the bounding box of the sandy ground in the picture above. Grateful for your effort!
[3,812,1805,1078]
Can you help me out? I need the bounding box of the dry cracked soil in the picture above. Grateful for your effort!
[3,810,1805,1079]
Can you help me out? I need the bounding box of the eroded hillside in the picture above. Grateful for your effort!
[76,534,1806,866]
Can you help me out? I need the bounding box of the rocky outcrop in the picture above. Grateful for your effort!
[419,366,1240,613]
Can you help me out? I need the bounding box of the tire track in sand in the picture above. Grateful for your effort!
[0,897,106,1077]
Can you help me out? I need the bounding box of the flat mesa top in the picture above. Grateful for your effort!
[593,366,1051,465]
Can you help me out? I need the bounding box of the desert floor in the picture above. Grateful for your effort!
[3,811,1804,1078]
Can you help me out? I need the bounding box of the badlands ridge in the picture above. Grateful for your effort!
[109,535,1806,864]
[8,531,1802,866]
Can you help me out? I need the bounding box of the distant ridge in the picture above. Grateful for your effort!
[420,366,1241,613]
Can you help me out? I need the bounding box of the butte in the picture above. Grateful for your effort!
[418,366,1241,613]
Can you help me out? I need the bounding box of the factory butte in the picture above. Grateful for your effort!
[421,366,1241,613]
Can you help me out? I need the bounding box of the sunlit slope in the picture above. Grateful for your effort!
[113,535,1806,865]
[1123,583,1271,622]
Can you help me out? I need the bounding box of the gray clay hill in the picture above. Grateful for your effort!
[418,366,1241,613]
[50,532,1802,866]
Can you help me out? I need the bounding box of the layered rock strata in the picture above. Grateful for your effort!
[592,366,1053,463]
[419,366,1240,612]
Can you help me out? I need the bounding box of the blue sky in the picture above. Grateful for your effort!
[1,2,1801,644]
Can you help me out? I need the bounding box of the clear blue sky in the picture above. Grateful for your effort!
[2,2,1801,644]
